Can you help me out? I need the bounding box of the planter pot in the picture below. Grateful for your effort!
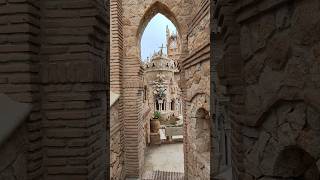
[150,118,161,133]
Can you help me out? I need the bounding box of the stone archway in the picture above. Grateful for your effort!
[187,93,212,180]
[121,0,193,178]
[194,108,211,153]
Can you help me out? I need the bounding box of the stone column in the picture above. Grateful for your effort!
[0,1,43,179]
[40,1,108,179]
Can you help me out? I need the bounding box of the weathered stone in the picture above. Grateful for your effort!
[250,13,276,51]
[307,105,320,130]
[245,85,263,115]
[266,32,290,70]
[297,129,320,159]
[276,5,292,30]
[277,123,299,146]
[286,103,306,131]
[245,131,270,177]
[291,0,320,45]
[244,53,266,85]
[240,26,253,60]
[259,139,281,176]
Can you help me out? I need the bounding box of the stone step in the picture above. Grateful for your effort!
[142,170,184,180]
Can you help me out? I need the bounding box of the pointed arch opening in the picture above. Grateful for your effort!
[140,2,185,177]
[137,1,182,61]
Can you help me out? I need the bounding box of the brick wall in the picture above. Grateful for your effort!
[40,1,108,179]
[0,0,43,179]
[0,0,109,179]
[110,0,124,178]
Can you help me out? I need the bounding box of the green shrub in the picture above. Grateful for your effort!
[154,111,161,119]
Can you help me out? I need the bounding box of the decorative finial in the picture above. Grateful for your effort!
[159,43,166,56]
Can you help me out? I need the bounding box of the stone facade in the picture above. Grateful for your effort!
[183,0,211,179]
[143,51,182,118]
[213,0,320,179]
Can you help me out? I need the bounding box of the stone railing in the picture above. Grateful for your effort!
[165,126,183,137]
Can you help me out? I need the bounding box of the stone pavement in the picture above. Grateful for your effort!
[143,143,184,174]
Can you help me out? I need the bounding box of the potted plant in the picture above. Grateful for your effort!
[150,111,161,133]
[154,111,161,119]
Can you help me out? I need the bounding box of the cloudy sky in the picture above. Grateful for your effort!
[141,13,177,61]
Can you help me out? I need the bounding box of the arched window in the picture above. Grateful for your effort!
[144,86,147,102]
[162,100,166,111]
[156,100,159,111]
[171,100,175,110]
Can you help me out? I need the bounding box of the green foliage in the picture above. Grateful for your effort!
[154,111,161,119]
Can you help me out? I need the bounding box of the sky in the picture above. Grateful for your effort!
[141,13,177,62]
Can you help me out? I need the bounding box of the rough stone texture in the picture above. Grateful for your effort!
[183,1,211,178]
[186,94,210,180]
[110,101,125,180]
[213,0,320,179]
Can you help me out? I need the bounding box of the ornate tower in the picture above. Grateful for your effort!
[166,26,180,62]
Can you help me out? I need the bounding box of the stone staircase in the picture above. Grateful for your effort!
[142,170,184,180]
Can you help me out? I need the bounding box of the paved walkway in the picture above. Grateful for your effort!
[143,143,184,174]
[142,170,184,180]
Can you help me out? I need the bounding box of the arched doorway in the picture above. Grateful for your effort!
[140,11,185,176]
[121,0,193,178]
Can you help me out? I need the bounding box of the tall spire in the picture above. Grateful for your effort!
[166,25,170,38]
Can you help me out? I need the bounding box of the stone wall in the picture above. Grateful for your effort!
[214,0,320,179]
[183,0,211,179]
[0,124,28,180]
[110,101,125,180]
